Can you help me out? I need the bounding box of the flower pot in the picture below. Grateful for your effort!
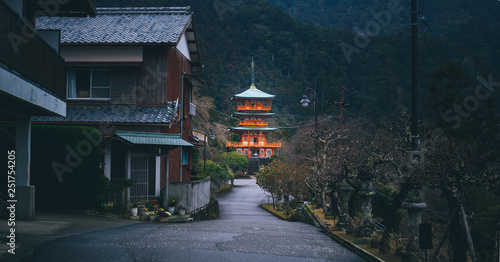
[178,209,186,216]
[167,207,175,214]
[149,215,159,222]
[130,207,138,216]
[138,207,146,216]
[158,216,170,223]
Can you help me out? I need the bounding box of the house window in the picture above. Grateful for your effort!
[67,69,110,99]
[182,148,189,165]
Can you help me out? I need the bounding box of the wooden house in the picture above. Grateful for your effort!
[33,7,205,207]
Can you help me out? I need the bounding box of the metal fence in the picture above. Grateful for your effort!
[130,157,149,203]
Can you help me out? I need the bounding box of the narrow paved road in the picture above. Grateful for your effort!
[30,179,366,261]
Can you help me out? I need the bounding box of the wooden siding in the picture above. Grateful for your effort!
[0,2,66,100]
[138,46,168,105]
[111,68,136,104]
[164,47,194,182]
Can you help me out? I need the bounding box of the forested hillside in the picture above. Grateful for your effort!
[94,0,500,130]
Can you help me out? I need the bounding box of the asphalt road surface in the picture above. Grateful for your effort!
[29,178,366,261]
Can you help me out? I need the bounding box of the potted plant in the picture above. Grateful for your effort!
[148,211,159,222]
[167,196,178,214]
[177,204,186,216]
[137,202,146,216]
[130,202,139,216]
[157,208,172,222]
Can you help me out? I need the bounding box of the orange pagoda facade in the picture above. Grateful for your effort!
[226,61,281,158]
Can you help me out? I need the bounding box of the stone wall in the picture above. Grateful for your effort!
[191,198,219,221]
[168,178,210,213]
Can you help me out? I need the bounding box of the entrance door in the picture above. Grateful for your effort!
[130,157,148,203]
[251,149,259,157]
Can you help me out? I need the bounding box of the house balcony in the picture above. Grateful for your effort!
[0,2,66,101]
[226,142,281,148]
[188,102,196,116]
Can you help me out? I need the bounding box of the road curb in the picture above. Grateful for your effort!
[302,204,384,262]
[260,203,382,261]
[258,204,288,220]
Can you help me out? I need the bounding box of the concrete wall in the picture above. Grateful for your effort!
[168,178,210,213]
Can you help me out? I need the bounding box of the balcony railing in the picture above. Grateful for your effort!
[0,2,65,100]
[188,102,196,116]
[225,142,281,148]
[236,105,272,111]
[238,120,268,126]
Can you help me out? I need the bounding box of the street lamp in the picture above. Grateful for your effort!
[203,128,215,173]
[300,86,317,133]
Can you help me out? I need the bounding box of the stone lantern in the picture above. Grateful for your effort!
[337,179,354,229]
[357,171,376,223]
[354,171,377,240]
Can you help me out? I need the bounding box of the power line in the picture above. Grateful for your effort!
[420,19,494,94]
[278,116,332,129]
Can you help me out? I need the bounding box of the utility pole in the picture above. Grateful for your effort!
[334,86,350,131]
[402,1,427,261]
[411,0,419,151]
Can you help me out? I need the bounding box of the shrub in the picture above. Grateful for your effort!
[216,151,249,174]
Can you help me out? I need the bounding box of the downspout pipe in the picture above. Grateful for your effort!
[180,71,185,182]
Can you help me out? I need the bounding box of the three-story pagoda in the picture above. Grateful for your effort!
[226,60,281,158]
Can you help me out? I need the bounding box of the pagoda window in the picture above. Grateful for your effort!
[243,136,247,141]
[263,101,268,106]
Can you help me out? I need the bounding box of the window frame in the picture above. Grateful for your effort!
[67,69,111,100]
[182,147,189,165]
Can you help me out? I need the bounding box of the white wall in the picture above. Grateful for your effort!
[168,178,210,213]
[176,33,191,61]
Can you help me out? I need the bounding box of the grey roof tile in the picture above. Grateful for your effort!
[32,104,176,124]
[36,7,192,44]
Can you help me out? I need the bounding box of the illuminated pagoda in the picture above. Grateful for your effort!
[226,60,281,158]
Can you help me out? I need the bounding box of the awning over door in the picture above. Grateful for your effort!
[114,131,193,147]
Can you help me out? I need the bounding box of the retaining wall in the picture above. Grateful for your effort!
[169,178,210,213]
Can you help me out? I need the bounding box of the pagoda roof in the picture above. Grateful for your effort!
[229,127,278,132]
[233,112,275,117]
[234,85,275,99]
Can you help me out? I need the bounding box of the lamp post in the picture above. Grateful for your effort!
[203,128,215,174]
[300,85,317,133]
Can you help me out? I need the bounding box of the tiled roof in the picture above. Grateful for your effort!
[233,112,275,117]
[234,87,276,99]
[115,131,192,147]
[35,7,192,44]
[230,127,279,131]
[32,104,176,124]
